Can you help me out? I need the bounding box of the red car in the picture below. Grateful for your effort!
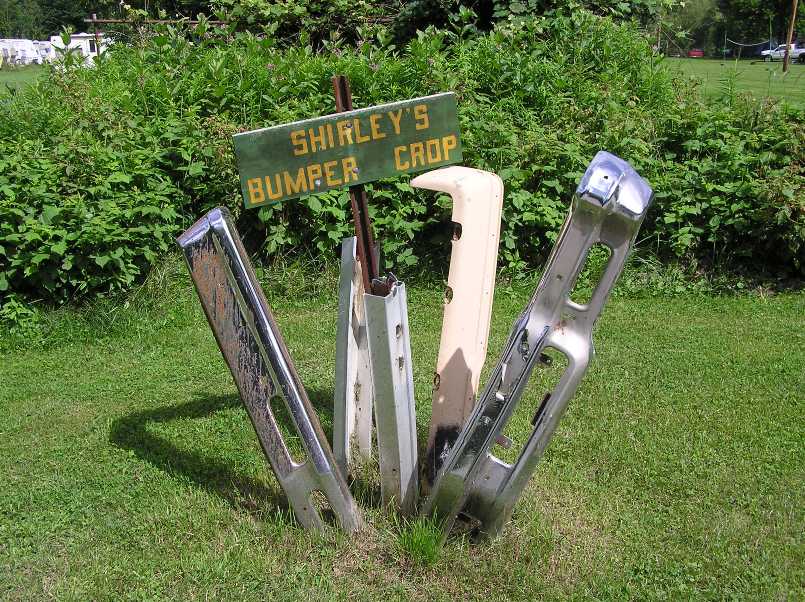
[687,48,705,58]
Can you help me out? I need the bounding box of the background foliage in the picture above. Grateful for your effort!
[0,10,803,309]
[0,1,213,38]
[665,0,804,56]
[1,0,799,55]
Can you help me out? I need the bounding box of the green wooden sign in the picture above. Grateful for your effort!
[233,92,463,208]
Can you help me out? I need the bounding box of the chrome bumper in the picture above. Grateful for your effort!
[178,208,362,532]
[423,151,653,538]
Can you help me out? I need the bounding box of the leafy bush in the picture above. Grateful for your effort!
[215,0,678,46]
[213,0,397,46]
[648,100,805,271]
[0,105,193,303]
[0,11,802,312]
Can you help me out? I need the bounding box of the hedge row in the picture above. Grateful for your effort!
[0,12,802,306]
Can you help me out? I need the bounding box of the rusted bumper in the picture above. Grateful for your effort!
[177,208,362,533]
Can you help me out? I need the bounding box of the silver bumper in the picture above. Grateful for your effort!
[178,208,362,533]
[333,237,374,477]
[423,151,653,538]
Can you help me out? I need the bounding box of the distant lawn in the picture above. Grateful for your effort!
[668,57,805,107]
[0,64,44,92]
[0,261,802,600]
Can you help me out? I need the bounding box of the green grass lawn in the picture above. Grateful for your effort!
[1,262,803,600]
[668,57,805,107]
[0,64,44,92]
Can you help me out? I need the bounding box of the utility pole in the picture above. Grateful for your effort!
[783,0,799,72]
[770,16,773,53]
[91,14,100,58]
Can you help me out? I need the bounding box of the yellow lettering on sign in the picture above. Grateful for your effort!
[410,142,425,167]
[324,160,341,186]
[326,123,335,149]
[337,120,353,146]
[442,134,457,161]
[414,105,429,130]
[284,168,308,195]
[290,130,308,156]
[392,135,458,173]
[353,118,371,144]
[394,146,409,170]
[247,177,265,205]
[342,156,358,183]
[307,163,323,190]
[370,113,386,140]
[387,109,403,135]
[426,138,442,163]
[248,157,364,204]
[309,125,327,153]
[264,174,283,200]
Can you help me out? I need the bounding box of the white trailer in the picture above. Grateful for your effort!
[50,32,110,66]
[0,39,39,65]
[33,41,53,63]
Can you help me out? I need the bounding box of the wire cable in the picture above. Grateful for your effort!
[726,37,773,47]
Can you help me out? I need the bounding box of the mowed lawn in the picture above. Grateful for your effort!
[0,65,44,92]
[1,266,803,600]
[668,57,805,106]
[3,60,802,106]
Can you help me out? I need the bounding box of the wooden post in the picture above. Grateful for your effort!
[91,13,101,58]
[783,0,799,72]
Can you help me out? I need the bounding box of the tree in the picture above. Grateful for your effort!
[718,0,800,45]
[39,1,122,35]
[0,1,216,40]
[0,0,45,38]
[664,0,723,52]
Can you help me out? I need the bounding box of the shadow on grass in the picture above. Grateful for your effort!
[110,392,293,517]
[304,387,335,441]
[108,387,366,518]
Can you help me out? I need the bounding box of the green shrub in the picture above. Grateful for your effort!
[215,0,677,46]
[214,0,396,46]
[0,11,802,311]
[0,109,192,303]
[648,99,805,272]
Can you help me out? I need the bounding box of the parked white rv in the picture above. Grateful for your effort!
[0,39,40,65]
[50,32,110,66]
[34,41,53,63]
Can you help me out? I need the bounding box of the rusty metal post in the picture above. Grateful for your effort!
[329,75,418,513]
[331,76,377,478]
[331,75,380,293]
[178,207,362,533]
